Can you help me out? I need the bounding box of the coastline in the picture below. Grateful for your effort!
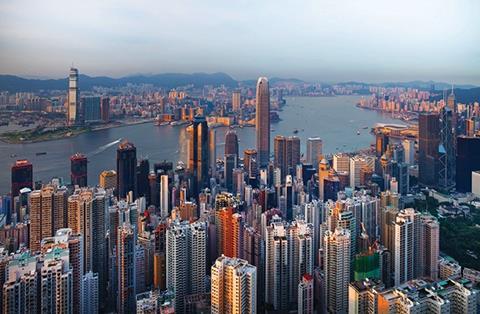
[0,118,155,144]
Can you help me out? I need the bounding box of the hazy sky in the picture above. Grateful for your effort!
[0,0,479,84]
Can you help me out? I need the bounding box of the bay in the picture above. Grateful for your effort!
[0,95,403,193]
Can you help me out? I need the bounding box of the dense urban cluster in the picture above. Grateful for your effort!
[1,71,480,314]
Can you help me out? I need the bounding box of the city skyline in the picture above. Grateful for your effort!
[1,0,479,84]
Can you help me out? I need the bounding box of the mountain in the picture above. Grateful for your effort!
[336,80,477,90]
[0,72,238,92]
[430,87,480,104]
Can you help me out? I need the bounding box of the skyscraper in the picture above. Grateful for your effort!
[68,67,80,125]
[211,255,257,314]
[456,136,480,192]
[224,130,239,157]
[187,116,209,195]
[210,128,217,175]
[117,223,136,314]
[255,77,270,168]
[274,135,301,178]
[82,96,101,122]
[117,141,137,199]
[232,90,241,112]
[166,220,207,313]
[28,187,54,252]
[99,170,117,190]
[159,174,169,218]
[70,153,87,187]
[100,97,110,122]
[306,137,323,167]
[419,214,440,281]
[298,274,314,314]
[324,228,351,314]
[136,158,150,198]
[11,159,33,198]
[418,113,440,187]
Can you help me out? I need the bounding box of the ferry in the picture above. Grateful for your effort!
[36,152,47,156]
[293,129,299,134]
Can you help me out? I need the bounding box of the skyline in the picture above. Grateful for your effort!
[1,0,479,84]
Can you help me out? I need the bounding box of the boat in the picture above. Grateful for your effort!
[36,152,47,156]
[293,129,299,134]
[10,154,17,158]
[356,130,360,135]
[362,126,369,129]
[155,121,170,126]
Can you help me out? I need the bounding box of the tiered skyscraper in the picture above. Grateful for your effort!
[255,77,270,168]
[67,67,79,125]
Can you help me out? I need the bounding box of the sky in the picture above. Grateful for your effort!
[0,0,479,84]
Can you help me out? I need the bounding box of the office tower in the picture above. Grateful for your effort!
[135,245,146,294]
[187,116,209,195]
[117,141,137,199]
[350,155,375,188]
[3,252,39,313]
[224,154,237,192]
[255,77,270,168]
[306,137,323,167]
[210,128,217,175]
[70,153,87,187]
[318,159,330,201]
[418,113,440,186]
[333,153,350,174]
[274,135,301,177]
[244,149,258,183]
[324,228,351,314]
[68,67,79,125]
[324,174,340,201]
[159,174,169,218]
[99,170,117,190]
[466,118,476,137]
[439,105,456,189]
[100,97,110,122]
[402,139,415,165]
[28,187,54,251]
[82,271,99,314]
[117,223,136,314]
[447,88,457,132]
[375,132,389,157]
[166,220,207,313]
[298,274,314,314]
[232,90,241,112]
[456,136,480,192]
[211,255,257,314]
[90,189,107,301]
[11,159,33,198]
[136,158,150,198]
[82,96,101,122]
[224,130,239,157]
[420,214,440,280]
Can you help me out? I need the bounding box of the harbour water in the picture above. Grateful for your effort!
[0,95,404,193]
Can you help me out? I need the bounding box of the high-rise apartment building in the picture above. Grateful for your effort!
[28,187,55,251]
[350,155,375,188]
[166,220,207,313]
[324,228,351,314]
[419,214,440,281]
[211,255,257,314]
[159,174,169,218]
[117,223,136,314]
[255,77,270,168]
[117,141,137,199]
[298,274,314,314]
[99,170,117,190]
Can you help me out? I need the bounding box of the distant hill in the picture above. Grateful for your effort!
[431,87,480,104]
[336,80,477,90]
[0,72,238,92]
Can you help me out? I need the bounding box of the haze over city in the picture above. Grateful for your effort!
[1,0,479,84]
